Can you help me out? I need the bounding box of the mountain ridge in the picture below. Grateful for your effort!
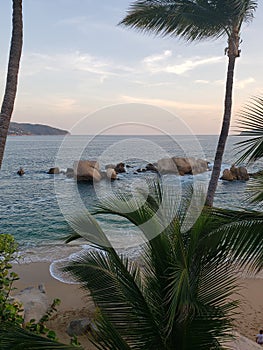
[8,122,69,136]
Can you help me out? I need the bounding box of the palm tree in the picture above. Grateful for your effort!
[0,0,23,169]
[119,0,258,207]
[62,180,263,349]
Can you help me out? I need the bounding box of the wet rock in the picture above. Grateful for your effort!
[115,162,126,174]
[47,167,60,174]
[73,160,101,182]
[221,165,249,181]
[106,168,117,181]
[17,167,25,176]
[66,168,74,178]
[146,163,158,172]
[157,157,208,176]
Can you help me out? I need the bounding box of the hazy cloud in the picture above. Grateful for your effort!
[143,51,223,75]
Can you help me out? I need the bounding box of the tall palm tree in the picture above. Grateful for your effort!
[0,0,23,169]
[62,180,263,349]
[120,0,258,207]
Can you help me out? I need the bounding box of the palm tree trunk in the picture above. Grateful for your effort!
[205,55,236,207]
[0,0,23,170]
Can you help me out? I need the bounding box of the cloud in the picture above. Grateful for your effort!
[143,51,223,75]
[195,77,255,89]
[195,80,210,84]
[21,51,133,81]
[120,95,219,111]
[143,50,172,64]
[235,77,255,89]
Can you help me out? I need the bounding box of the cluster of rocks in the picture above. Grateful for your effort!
[47,157,211,182]
[220,165,249,181]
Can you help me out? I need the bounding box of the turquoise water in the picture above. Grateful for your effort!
[0,134,260,280]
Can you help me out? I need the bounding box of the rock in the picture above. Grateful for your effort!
[13,284,49,324]
[73,160,101,182]
[66,168,74,178]
[47,167,60,174]
[115,162,126,173]
[221,165,249,181]
[221,169,235,181]
[146,163,158,172]
[67,318,92,336]
[157,157,208,176]
[17,167,25,176]
[106,168,117,181]
[236,166,249,181]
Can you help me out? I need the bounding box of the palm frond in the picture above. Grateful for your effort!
[0,323,79,350]
[120,0,257,41]
[235,95,263,164]
[245,175,263,205]
[64,247,165,349]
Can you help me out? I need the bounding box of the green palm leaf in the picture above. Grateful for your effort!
[235,95,263,164]
[0,323,80,350]
[120,0,257,41]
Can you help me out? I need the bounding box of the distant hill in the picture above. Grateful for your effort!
[8,122,69,136]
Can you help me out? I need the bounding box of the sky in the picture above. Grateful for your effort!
[0,0,262,135]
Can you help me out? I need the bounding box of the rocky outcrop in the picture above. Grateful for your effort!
[146,163,158,172]
[221,165,249,181]
[106,168,117,181]
[115,162,126,174]
[66,168,74,178]
[157,157,208,176]
[13,284,49,324]
[47,167,60,174]
[73,160,101,182]
[17,167,25,176]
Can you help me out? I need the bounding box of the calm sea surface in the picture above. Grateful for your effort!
[0,135,261,282]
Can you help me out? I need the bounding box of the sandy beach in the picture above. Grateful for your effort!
[12,262,263,349]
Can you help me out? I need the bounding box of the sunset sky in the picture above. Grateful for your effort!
[0,0,262,135]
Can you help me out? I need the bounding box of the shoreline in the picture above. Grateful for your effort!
[11,261,263,349]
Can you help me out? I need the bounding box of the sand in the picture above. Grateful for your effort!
[12,262,263,350]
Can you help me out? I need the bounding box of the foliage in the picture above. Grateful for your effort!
[63,180,263,349]
[0,234,23,325]
[0,322,82,350]
[236,95,263,164]
[25,298,61,341]
[0,234,82,349]
[120,0,257,41]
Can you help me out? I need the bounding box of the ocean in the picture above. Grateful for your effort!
[0,134,260,283]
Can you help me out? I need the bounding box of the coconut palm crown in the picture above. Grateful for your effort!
[120,0,258,206]
[62,180,263,349]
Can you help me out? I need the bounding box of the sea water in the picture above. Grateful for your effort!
[0,135,261,283]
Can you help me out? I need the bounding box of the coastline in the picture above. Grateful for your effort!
[11,261,263,349]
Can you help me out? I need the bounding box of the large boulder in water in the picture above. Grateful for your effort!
[73,160,101,182]
[221,165,249,181]
[106,168,117,181]
[157,157,208,176]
